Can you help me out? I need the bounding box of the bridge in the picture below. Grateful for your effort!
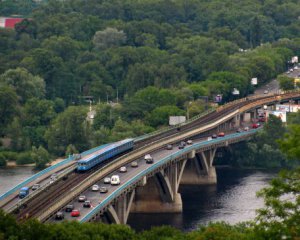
[1,90,300,224]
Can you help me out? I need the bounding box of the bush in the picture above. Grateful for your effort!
[1,151,18,161]
[16,152,34,165]
[0,153,6,167]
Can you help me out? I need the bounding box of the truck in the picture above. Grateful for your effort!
[19,187,29,199]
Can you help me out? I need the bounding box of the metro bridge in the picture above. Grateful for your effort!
[1,90,300,224]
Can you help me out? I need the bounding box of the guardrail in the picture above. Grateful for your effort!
[0,143,111,203]
[80,129,260,222]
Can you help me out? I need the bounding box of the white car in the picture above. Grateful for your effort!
[144,154,153,163]
[187,140,193,145]
[111,175,120,185]
[91,184,99,191]
[104,177,111,184]
[119,166,127,173]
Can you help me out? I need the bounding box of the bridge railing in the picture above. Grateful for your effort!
[0,143,111,203]
[80,129,260,222]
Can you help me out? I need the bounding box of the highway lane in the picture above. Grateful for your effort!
[49,129,256,223]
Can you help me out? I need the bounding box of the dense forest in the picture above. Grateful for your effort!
[1,0,300,166]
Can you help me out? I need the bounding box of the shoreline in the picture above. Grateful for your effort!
[5,158,65,168]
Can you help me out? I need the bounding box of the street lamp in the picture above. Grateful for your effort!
[289,99,295,113]
[186,101,192,120]
[263,105,268,122]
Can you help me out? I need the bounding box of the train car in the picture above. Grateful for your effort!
[77,138,134,171]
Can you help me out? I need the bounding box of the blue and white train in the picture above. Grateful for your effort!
[77,138,134,171]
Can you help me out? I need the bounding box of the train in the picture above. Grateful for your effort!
[77,138,134,171]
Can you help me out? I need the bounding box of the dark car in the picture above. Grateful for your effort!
[236,128,242,133]
[212,134,218,139]
[100,186,108,193]
[55,211,64,220]
[178,143,185,149]
[65,204,74,212]
[31,184,40,191]
[83,200,91,208]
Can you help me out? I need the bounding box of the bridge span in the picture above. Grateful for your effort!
[2,90,300,224]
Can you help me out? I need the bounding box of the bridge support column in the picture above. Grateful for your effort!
[105,190,135,224]
[181,148,217,185]
[130,159,187,213]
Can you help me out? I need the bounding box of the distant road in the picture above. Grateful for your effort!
[254,67,300,95]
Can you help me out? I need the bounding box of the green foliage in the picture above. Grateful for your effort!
[31,146,51,169]
[0,151,18,161]
[147,105,185,127]
[0,153,6,167]
[0,68,45,103]
[278,74,295,90]
[279,124,300,161]
[16,152,34,165]
[45,106,90,156]
[65,144,78,157]
[0,85,19,135]
[255,168,300,239]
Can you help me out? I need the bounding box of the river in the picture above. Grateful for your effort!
[0,166,275,231]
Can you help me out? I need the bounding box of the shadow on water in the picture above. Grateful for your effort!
[127,167,276,232]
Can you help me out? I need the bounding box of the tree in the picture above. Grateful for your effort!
[255,168,300,239]
[146,105,185,127]
[0,153,6,167]
[45,106,90,156]
[278,74,294,90]
[93,27,127,50]
[279,124,300,161]
[32,146,51,169]
[0,68,45,103]
[0,85,18,135]
[65,144,78,157]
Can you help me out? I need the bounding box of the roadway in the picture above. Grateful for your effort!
[49,128,258,223]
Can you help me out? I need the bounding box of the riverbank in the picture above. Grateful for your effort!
[6,158,65,168]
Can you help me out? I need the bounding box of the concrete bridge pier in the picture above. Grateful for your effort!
[181,148,217,185]
[130,159,187,213]
[104,190,136,224]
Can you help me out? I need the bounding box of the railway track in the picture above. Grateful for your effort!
[12,91,300,221]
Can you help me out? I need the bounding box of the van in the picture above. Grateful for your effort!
[19,187,29,199]
[111,175,120,185]
[144,154,153,164]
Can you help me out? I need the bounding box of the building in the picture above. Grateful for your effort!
[0,17,24,29]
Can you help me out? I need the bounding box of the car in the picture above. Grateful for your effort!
[100,186,108,193]
[104,177,111,184]
[212,134,218,139]
[144,154,153,164]
[264,90,269,94]
[178,143,185,149]
[71,209,80,217]
[131,161,138,167]
[187,140,193,145]
[294,66,298,70]
[236,128,243,133]
[166,144,173,150]
[78,195,86,202]
[55,211,64,220]
[252,123,259,129]
[119,166,127,173]
[65,204,74,212]
[290,68,294,72]
[218,132,225,137]
[207,136,212,141]
[258,117,265,122]
[244,126,250,131]
[181,141,186,146]
[111,175,120,185]
[83,200,91,208]
[31,184,40,191]
[49,180,55,184]
[91,184,99,191]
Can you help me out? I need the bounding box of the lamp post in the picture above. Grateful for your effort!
[289,99,295,113]
[263,105,268,122]
[186,101,192,120]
